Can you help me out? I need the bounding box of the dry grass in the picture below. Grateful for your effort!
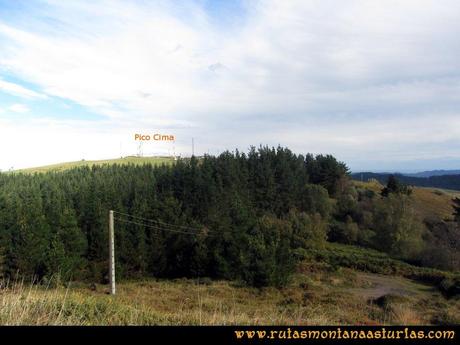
[353,180,460,221]
[1,265,457,326]
[411,187,460,221]
[389,304,422,325]
[353,180,384,193]
[0,278,162,325]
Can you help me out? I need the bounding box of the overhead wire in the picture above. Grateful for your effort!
[114,216,209,236]
[112,210,207,232]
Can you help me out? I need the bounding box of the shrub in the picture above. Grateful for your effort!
[372,195,424,260]
[301,184,332,218]
[241,215,294,287]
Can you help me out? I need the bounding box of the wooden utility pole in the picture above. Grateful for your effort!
[109,210,116,295]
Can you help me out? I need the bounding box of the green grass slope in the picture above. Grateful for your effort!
[15,156,176,174]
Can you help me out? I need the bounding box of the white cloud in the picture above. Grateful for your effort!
[8,103,30,113]
[0,78,47,99]
[0,118,191,170]
[0,0,459,170]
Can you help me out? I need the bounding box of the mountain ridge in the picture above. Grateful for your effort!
[351,172,460,191]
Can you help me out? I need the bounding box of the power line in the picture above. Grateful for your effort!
[112,210,206,232]
[116,217,205,236]
[107,208,209,294]
[155,218,208,232]
[115,216,208,236]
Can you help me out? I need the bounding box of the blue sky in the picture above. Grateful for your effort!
[1,0,460,171]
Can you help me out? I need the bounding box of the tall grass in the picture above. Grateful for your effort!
[0,269,457,325]
[0,277,162,325]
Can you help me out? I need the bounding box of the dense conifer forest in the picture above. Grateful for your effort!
[0,146,458,287]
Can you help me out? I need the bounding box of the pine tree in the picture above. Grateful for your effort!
[0,146,355,286]
[381,175,412,197]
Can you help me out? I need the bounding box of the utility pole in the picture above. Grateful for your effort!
[109,210,116,295]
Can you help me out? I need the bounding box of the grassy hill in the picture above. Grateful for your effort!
[15,156,176,174]
[411,187,460,221]
[354,180,460,221]
[1,159,458,325]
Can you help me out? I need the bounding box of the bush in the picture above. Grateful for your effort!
[287,210,328,249]
[298,242,456,288]
[372,195,424,260]
[372,294,410,309]
[241,215,295,287]
[439,278,460,298]
[301,184,332,218]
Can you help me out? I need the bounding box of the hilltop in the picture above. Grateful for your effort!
[13,156,176,174]
[13,158,460,223]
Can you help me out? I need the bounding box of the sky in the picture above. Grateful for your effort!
[0,0,460,172]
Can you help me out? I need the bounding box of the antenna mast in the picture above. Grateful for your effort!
[192,137,195,157]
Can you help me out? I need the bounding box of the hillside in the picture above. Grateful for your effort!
[353,180,460,221]
[14,156,176,174]
[0,148,458,326]
[411,188,460,221]
[351,172,460,191]
[1,244,459,325]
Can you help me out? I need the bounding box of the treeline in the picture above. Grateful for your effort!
[0,147,458,287]
[351,172,460,191]
[0,147,347,286]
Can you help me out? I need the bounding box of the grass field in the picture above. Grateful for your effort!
[1,270,457,325]
[411,187,460,221]
[1,244,458,326]
[14,156,176,174]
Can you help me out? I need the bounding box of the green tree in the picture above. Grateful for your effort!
[381,175,412,197]
[372,195,424,260]
[242,215,294,287]
[287,210,328,249]
[307,154,349,197]
[0,146,353,286]
[301,184,331,218]
[7,183,51,278]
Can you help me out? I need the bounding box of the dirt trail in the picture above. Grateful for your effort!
[349,272,435,300]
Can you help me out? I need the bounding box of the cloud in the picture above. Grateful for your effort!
[0,0,460,170]
[208,63,226,72]
[0,78,47,99]
[8,103,30,113]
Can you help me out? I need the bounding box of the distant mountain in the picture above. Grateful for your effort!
[404,170,460,178]
[351,172,460,191]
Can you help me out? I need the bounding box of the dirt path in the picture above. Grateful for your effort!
[348,272,435,300]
